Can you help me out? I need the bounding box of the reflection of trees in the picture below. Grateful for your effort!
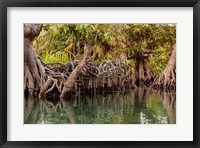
[24,97,74,124]
[133,86,152,124]
[134,86,150,106]
[159,91,176,124]
[24,88,176,124]
[60,99,76,124]
[24,96,46,124]
[133,86,176,124]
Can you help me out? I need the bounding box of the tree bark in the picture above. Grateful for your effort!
[153,45,176,90]
[60,45,93,98]
[24,24,43,95]
[134,51,154,85]
[24,24,135,99]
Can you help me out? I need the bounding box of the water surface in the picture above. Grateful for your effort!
[24,88,176,124]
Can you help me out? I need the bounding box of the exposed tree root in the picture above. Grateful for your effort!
[134,51,154,85]
[24,24,44,96]
[153,45,176,90]
[32,57,134,99]
[24,33,134,99]
[60,45,93,98]
[24,24,176,100]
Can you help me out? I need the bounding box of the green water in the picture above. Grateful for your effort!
[24,88,176,124]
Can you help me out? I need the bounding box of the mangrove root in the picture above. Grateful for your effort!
[153,45,176,90]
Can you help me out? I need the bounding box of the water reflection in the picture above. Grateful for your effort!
[24,88,176,124]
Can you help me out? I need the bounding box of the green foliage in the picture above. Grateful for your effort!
[148,46,170,75]
[40,51,70,64]
[125,24,176,51]
[34,24,176,74]
[124,24,176,75]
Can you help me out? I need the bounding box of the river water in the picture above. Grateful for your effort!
[24,88,176,124]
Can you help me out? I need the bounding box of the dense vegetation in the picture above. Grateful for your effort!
[34,24,176,75]
[24,24,176,99]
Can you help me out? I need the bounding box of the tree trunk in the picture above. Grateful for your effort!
[153,45,176,90]
[24,24,44,96]
[60,45,93,98]
[134,51,154,85]
[24,24,133,99]
[24,24,94,99]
